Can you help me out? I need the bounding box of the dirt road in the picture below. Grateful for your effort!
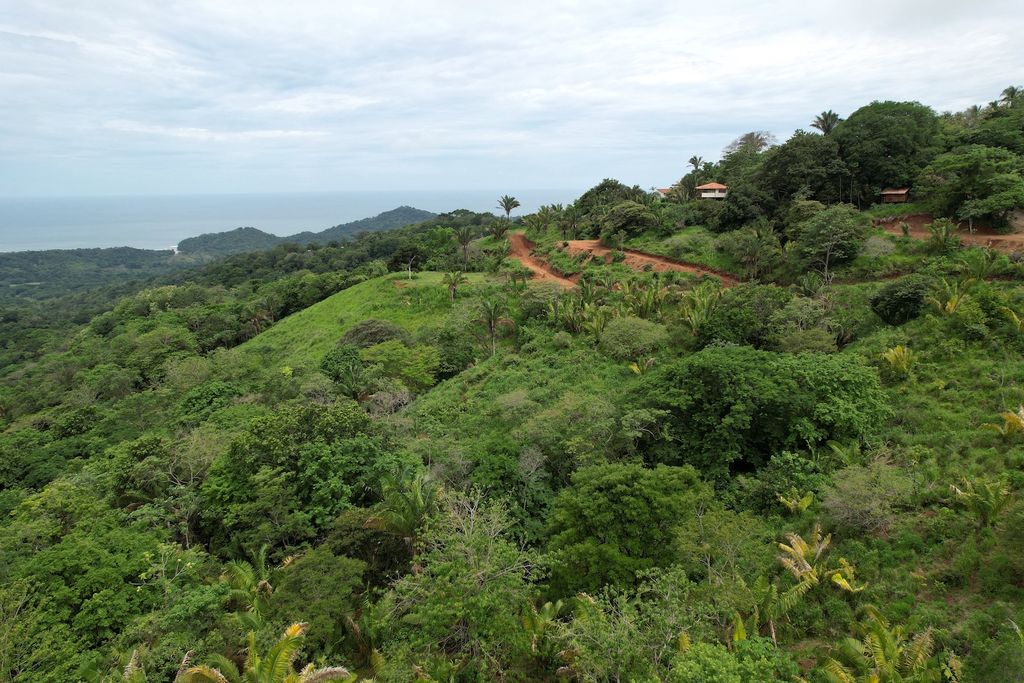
[875,213,1024,253]
[566,240,740,286]
[507,233,577,287]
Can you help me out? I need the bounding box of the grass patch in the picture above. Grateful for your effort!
[234,271,494,370]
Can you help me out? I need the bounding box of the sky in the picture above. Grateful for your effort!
[1,0,1022,197]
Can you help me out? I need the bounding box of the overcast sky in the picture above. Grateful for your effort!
[1,0,1022,197]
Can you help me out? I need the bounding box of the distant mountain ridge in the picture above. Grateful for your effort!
[176,205,436,256]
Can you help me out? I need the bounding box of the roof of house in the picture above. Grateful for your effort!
[657,188,673,194]
[695,182,728,190]
[880,187,910,195]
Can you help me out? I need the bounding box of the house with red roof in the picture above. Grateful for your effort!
[695,182,728,199]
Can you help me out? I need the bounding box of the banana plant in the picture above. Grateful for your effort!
[778,489,814,515]
[778,522,866,593]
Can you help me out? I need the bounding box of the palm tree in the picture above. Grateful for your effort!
[442,270,468,302]
[497,194,521,221]
[178,623,352,683]
[475,297,515,356]
[364,467,440,568]
[688,155,704,171]
[811,110,842,135]
[220,546,282,631]
[679,281,722,335]
[453,225,476,266]
[1001,85,1022,107]
[819,606,953,683]
[949,477,1013,528]
[488,220,510,240]
[558,204,581,240]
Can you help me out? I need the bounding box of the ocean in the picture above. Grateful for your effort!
[0,189,581,252]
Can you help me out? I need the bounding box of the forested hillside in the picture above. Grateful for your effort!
[175,206,437,257]
[1,89,1024,682]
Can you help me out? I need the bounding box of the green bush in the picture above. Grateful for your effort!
[599,316,669,360]
[870,275,931,325]
[340,318,410,348]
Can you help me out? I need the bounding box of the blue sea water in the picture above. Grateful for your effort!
[0,189,581,252]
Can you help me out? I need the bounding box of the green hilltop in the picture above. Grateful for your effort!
[2,88,1024,682]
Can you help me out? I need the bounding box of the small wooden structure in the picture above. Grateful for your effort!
[695,182,728,199]
[880,187,910,204]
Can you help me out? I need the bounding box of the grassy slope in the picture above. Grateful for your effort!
[233,271,493,369]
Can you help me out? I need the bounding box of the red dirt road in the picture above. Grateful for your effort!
[507,233,576,287]
[875,213,1024,253]
[507,233,740,287]
[566,240,740,286]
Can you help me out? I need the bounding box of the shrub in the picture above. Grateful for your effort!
[340,318,410,348]
[599,316,669,360]
[700,284,792,348]
[360,340,439,393]
[870,275,931,325]
[822,460,914,533]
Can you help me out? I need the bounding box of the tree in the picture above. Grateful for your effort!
[793,204,870,280]
[201,403,401,554]
[178,623,352,683]
[452,225,477,266]
[811,110,842,135]
[716,223,782,280]
[497,194,521,221]
[634,346,889,480]
[1001,85,1022,107]
[724,131,777,155]
[364,467,439,567]
[270,547,365,661]
[546,462,710,594]
[915,144,1024,230]
[759,130,845,204]
[220,545,280,631]
[688,155,704,171]
[475,297,515,357]
[441,270,468,302]
[599,200,659,242]
[833,101,941,204]
[387,243,425,279]
[373,495,535,681]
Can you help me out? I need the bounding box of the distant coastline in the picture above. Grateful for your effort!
[0,189,580,252]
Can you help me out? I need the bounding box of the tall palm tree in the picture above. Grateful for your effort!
[475,297,515,356]
[441,271,468,302]
[811,110,842,135]
[178,623,352,683]
[497,194,521,221]
[453,225,476,266]
[688,155,704,171]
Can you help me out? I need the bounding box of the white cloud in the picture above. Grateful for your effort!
[0,0,1021,194]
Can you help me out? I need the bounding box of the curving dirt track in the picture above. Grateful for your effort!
[507,233,577,287]
[566,240,740,286]
[875,213,1024,253]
